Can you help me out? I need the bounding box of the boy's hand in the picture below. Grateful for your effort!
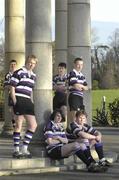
[95,135,101,142]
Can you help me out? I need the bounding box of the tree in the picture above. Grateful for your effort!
[91,27,99,46]
[91,27,119,89]
[108,28,119,64]
[91,45,109,89]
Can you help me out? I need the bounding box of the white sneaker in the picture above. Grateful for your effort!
[99,159,112,167]
[22,148,32,158]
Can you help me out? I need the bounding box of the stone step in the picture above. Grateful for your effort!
[0,156,77,170]
[0,166,61,176]
[0,151,117,171]
[0,157,50,170]
[0,163,87,176]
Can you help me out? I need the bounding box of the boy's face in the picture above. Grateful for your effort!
[10,62,17,72]
[58,66,66,75]
[76,114,87,125]
[54,112,62,123]
[74,60,83,72]
[26,58,37,71]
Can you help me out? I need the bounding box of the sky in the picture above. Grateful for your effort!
[0,0,119,43]
[1,0,119,22]
[0,0,4,19]
[90,0,119,22]
[90,0,119,44]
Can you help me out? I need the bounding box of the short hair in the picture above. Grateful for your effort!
[26,55,38,64]
[74,57,83,64]
[50,109,65,122]
[75,110,87,118]
[10,59,17,64]
[58,62,66,69]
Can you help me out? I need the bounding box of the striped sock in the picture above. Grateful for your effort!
[22,130,34,152]
[13,132,21,152]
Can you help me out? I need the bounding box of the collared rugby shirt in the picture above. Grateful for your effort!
[44,121,67,153]
[68,121,97,139]
[53,73,67,92]
[68,69,87,97]
[10,67,36,99]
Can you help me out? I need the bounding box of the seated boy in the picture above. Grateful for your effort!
[66,110,111,167]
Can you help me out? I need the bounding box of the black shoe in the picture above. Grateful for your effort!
[99,159,112,167]
[87,162,106,173]
[12,151,23,159]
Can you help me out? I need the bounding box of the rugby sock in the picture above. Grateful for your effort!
[95,142,104,160]
[13,132,21,152]
[22,130,34,152]
[76,149,91,166]
[84,147,95,163]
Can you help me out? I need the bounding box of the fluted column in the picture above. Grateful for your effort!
[2,0,25,136]
[54,0,67,74]
[68,0,92,122]
[26,0,52,141]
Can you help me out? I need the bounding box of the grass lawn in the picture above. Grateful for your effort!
[92,89,119,116]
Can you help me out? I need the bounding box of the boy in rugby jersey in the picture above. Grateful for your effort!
[10,55,38,158]
[44,109,105,172]
[68,57,88,121]
[4,59,17,129]
[67,110,111,167]
[53,63,67,124]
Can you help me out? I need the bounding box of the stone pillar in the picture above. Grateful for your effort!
[2,0,25,136]
[54,0,67,74]
[68,0,92,123]
[26,0,52,141]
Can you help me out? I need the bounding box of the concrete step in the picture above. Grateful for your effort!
[0,137,118,176]
[0,166,61,176]
[0,155,78,170]
[1,156,118,177]
[0,151,117,171]
[0,157,50,170]
[0,162,87,176]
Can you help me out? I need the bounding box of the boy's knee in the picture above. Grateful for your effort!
[80,143,87,150]
[73,142,86,150]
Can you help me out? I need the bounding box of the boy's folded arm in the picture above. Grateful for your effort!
[78,131,96,140]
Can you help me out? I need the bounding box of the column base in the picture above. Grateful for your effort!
[1,122,26,138]
[1,124,14,137]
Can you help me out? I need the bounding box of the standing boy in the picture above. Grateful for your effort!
[53,62,67,123]
[10,55,38,158]
[68,57,88,121]
[4,59,17,128]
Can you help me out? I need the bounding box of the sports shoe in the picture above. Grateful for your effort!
[12,151,23,159]
[99,159,112,167]
[87,162,107,173]
[22,149,32,159]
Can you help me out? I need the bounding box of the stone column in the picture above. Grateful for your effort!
[26,0,52,141]
[68,0,92,123]
[2,0,25,136]
[54,0,67,74]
